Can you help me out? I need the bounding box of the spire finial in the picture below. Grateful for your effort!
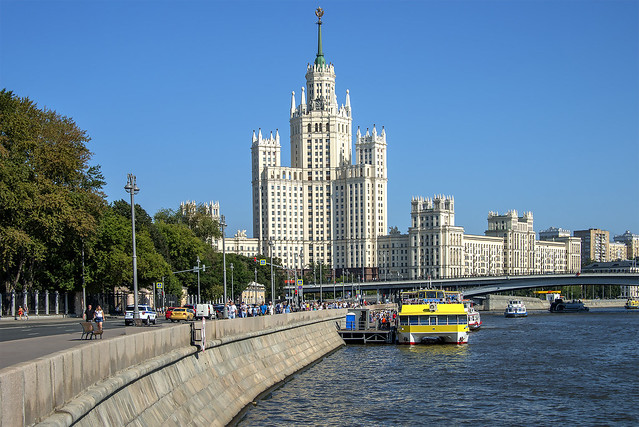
[314,7,326,66]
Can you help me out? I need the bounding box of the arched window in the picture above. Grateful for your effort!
[315,123,319,132]
[326,123,330,132]
[307,123,312,133]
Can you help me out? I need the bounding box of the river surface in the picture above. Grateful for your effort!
[238,308,639,426]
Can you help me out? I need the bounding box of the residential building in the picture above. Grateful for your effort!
[378,227,410,280]
[539,227,582,274]
[608,241,628,261]
[614,230,639,260]
[252,9,387,274]
[485,210,536,275]
[574,228,610,264]
[377,196,580,278]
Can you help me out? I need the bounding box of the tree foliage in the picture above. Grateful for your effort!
[0,90,106,292]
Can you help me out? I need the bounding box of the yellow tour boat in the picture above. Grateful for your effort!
[397,291,469,344]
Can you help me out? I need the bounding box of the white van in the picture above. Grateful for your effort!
[195,303,215,319]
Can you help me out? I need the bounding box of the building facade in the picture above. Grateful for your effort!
[574,228,610,264]
[377,196,580,279]
[378,227,410,280]
[614,230,639,260]
[252,9,387,274]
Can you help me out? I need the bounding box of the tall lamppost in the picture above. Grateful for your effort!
[269,239,274,304]
[196,256,201,303]
[230,263,234,303]
[124,173,140,324]
[220,215,228,318]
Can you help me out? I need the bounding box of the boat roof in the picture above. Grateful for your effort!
[400,303,466,315]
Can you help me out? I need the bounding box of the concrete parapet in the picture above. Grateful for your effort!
[0,323,191,426]
[1,310,346,426]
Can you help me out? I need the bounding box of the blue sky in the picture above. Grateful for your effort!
[2,0,637,239]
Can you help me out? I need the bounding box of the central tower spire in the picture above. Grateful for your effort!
[314,7,326,66]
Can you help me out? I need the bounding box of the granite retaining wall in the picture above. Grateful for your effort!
[0,310,346,426]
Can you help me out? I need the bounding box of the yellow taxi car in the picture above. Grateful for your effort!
[169,308,194,322]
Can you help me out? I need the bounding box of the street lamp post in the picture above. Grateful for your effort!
[319,262,322,303]
[124,174,140,324]
[269,239,274,304]
[254,267,258,305]
[196,256,201,303]
[221,215,228,318]
[230,263,234,303]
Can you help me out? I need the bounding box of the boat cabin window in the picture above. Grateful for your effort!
[400,315,468,326]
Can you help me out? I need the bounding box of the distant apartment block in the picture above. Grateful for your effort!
[614,230,639,260]
[573,228,610,264]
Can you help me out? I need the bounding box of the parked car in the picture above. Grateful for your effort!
[124,304,157,325]
[170,308,194,322]
[195,303,215,319]
[165,307,177,320]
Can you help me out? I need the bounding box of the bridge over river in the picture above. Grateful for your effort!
[297,272,639,299]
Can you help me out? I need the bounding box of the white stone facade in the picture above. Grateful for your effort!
[251,15,387,273]
[378,196,581,278]
[485,210,537,275]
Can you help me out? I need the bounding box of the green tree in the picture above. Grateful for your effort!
[0,90,106,292]
[90,203,172,295]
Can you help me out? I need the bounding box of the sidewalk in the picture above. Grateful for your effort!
[0,320,156,371]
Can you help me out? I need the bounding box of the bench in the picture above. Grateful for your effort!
[80,322,103,340]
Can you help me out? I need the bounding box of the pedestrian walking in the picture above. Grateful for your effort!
[83,304,94,322]
[94,305,104,330]
[17,306,24,320]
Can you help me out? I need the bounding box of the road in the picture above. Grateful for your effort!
[0,316,180,370]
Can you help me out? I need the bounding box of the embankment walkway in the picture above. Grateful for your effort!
[0,310,346,426]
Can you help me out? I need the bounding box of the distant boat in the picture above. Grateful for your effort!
[464,300,482,330]
[549,299,589,313]
[625,298,639,310]
[504,300,527,318]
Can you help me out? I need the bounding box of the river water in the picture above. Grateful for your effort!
[238,308,639,426]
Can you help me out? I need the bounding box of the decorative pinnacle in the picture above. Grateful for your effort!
[314,7,326,66]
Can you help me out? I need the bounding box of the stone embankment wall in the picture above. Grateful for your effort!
[0,310,345,427]
[483,295,549,311]
[481,295,625,311]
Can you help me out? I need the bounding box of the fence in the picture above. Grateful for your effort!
[0,290,71,318]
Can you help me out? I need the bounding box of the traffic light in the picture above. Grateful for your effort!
[254,256,257,263]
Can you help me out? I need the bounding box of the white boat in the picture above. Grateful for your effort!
[504,300,527,318]
[463,300,482,330]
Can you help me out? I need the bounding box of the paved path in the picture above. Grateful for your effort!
[0,317,170,371]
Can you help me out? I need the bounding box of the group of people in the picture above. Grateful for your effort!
[83,304,104,329]
[16,305,29,320]
[225,301,284,318]
[220,299,363,319]
[370,309,397,330]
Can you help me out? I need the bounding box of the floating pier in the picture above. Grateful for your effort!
[338,308,397,344]
[338,328,395,344]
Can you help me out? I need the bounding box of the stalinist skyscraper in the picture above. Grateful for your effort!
[252,8,388,279]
